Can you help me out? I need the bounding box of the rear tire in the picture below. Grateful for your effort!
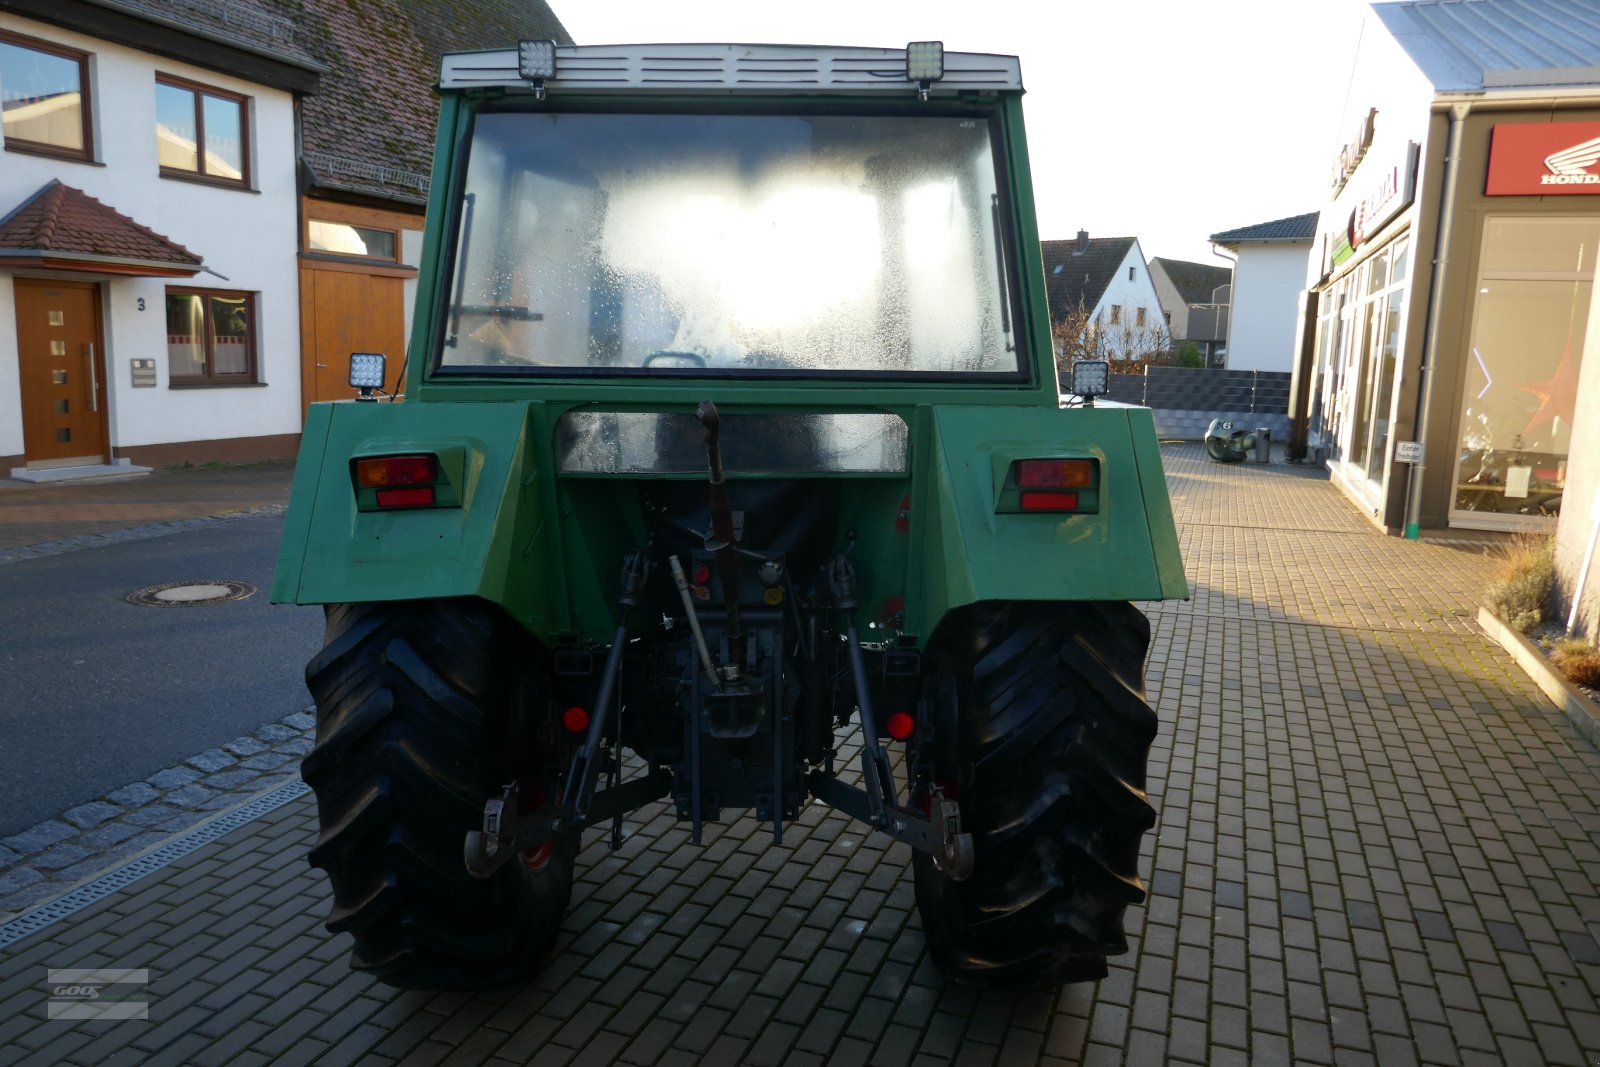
[300,598,573,989]
[911,601,1158,988]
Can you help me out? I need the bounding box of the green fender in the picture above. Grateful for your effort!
[271,400,546,623]
[908,404,1186,640]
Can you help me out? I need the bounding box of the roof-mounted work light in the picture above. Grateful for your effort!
[348,351,386,401]
[1070,359,1109,406]
[906,41,944,101]
[518,39,558,100]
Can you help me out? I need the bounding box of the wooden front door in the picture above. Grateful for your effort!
[15,280,107,466]
[300,266,406,408]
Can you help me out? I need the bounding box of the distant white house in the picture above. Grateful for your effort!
[1041,231,1168,361]
[1208,212,1318,373]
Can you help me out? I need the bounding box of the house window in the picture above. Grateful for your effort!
[156,75,248,186]
[0,31,92,160]
[1136,306,1147,327]
[167,288,257,383]
[307,219,399,261]
[1110,304,1122,325]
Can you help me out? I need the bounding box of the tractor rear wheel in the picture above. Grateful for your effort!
[911,601,1158,988]
[300,598,573,989]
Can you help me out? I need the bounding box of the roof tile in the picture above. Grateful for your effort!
[1209,211,1319,246]
[1150,257,1232,305]
[0,181,202,266]
[283,0,572,201]
[1040,235,1136,324]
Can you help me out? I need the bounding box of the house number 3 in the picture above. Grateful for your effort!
[137,298,146,311]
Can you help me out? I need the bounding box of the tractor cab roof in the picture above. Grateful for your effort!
[438,42,1023,97]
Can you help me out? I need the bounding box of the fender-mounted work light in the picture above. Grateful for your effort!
[1070,359,1109,405]
[907,41,944,101]
[519,39,558,99]
[348,351,386,401]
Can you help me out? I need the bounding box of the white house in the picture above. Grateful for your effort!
[1208,212,1317,373]
[1041,231,1168,361]
[0,5,319,476]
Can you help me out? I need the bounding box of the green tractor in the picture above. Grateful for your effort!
[273,40,1186,991]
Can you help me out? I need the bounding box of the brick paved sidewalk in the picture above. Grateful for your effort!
[1,444,1596,1066]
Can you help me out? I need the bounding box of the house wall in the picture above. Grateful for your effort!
[0,13,300,466]
[1090,242,1168,357]
[1226,243,1311,372]
[1148,263,1191,339]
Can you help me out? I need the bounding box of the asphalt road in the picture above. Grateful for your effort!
[0,514,323,836]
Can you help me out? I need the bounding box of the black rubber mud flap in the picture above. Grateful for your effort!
[300,598,574,989]
[912,600,1158,988]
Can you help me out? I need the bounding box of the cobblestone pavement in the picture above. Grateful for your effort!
[1,444,1597,1066]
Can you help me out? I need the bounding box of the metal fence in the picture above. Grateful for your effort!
[1106,367,1291,440]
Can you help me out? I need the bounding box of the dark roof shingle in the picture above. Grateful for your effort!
[282,0,572,203]
[1209,212,1319,247]
[1040,236,1136,324]
[0,180,202,267]
[1150,257,1231,305]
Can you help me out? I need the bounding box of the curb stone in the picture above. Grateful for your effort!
[0,705,317,919]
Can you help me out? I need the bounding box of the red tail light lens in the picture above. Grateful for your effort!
[1020,491,1079,512]
[563,706,590,734]
[1017,459,1094,488]
[886,712,915,740]
[356,454,438,488]
[375,487,435,508]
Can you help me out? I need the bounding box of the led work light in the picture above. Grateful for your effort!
[1070,359,1109,404]
[907,41,943,100]
[519,39,558,98]
[348,351,386,400]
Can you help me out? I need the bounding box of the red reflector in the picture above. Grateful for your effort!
[693,565,712,586]
[357,454,438,488]
[1020,491,1078,512]
[375,486,435,508]
[562,706,589,734]
[886,712,915,740]
[1017,459,1093,489]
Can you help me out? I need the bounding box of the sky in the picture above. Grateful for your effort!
[557,0,1377,268]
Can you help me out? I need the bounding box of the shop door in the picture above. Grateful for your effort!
[300,266,406,407]
[15,280,107,466]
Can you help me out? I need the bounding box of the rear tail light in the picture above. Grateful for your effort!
[1018,459,1093,488]
[355,454,441,510]
[375,486,435,508]
[1001,457,1099,514]
[356,455,437,488]
[886,712,915,740]
[562,706,590,734]
[1020,491,1079,512]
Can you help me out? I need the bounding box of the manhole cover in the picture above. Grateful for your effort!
[125,580,257,607]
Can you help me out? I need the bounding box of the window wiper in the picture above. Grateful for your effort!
[991,194,1014,351]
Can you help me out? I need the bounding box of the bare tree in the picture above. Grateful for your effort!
[1053,298,1174,378]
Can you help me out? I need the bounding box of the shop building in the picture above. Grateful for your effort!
[1295,0,1600,534]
